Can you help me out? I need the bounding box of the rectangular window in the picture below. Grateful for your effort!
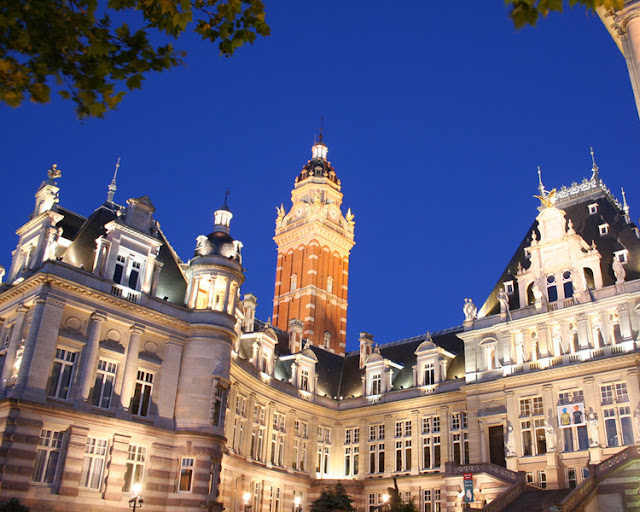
[424,362,435,386]
[369,442,385,474]
[208,458,221,496]
[92,359,117,409]
[130,370,153,417]
[601,385,614,405]
[452,432,469,465]
[615,383,629,402]
[300,369,309,391]
[211,386,226,426]
[123,445,146,492]
[423,489,442,512]
[113,254,125,284]
[32,429,63,484]
[421,435,441,470]
[538,471,547,489]
[81,438,108,489]
[179,457,195,491]
[567,468,577,489]
[371,373,381,394]
[46,348,76,400]
[236,395,246,416]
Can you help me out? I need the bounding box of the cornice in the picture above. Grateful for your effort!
[274,221,355,254]
[16,210,64,236]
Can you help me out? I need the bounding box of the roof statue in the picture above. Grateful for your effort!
[590,146,600,182]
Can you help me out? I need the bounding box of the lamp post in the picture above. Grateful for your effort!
[243,492,252,512]
[382,494,390,512]
[129,483,143,511]
[293,495,302,512]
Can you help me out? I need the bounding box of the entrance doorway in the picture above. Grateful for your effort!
[489,425,506,467]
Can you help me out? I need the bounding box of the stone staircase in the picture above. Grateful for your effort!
[501,488,571,512]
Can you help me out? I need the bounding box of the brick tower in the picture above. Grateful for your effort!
[273,137,355,355]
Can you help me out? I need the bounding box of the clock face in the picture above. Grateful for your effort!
[296,206,305,218]
[329,209,337,220]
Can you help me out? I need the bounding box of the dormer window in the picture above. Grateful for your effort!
[588,203,599,215]
[599,224,609,236]
[113,254,143,290]
[371,373,382,395]
[504,281,514,294]
[614,250,628,264]
[300,369,309,391]
[423,362,435,386]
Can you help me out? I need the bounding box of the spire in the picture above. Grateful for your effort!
[107,158,120,203]
[312,119,328,160]
[214,189,233,233]
[537,166,545,195]
[590,147,600,182]
[622,187,630,216]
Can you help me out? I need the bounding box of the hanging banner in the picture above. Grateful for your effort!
[557,403,586,428]
[463,473,474,504]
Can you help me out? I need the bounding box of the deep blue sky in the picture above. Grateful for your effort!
[1,3,639,353]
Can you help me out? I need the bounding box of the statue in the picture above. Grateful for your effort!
[534,188,557,209]
[346,208,355,227]
[634,409,640,441]
[587,412,599,447]
[195,235,212,256]
[47,163,62,181]
[44,227,63,261]
[276,204,286,223]
[514,331,526,364]
[532,281,543,302]
[0,265,5,284]
[463,298,477,321]
[544,421,556,452]
[497,289,509,314]
[505,424,516,456]
[612,258,626,284]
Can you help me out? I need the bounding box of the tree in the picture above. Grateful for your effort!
[0,0,270,118]
[506,0,623,29]
[310,483,356,512]
[0,498,29,512]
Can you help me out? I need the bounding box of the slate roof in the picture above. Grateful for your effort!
[479,176,640,317]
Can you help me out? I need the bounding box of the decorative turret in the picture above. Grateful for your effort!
[272,136,355,355]
[185,201,244,313]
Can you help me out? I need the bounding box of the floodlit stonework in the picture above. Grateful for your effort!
[0,140,639,512]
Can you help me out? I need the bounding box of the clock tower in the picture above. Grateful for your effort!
[273,137,355,355]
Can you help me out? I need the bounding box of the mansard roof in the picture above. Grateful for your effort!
[479,176,640,318]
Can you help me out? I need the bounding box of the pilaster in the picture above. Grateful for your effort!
[77,311,107,403]
[155,337,184,428]
[119,324,145,411]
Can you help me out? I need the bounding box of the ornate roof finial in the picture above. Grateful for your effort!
[106,157,120,203]
[224,188,230,207]
[622,187,630,216]
[537,166,545,195]
[47,163,62,183]
[590,147,600,182]
[319,115,324,142]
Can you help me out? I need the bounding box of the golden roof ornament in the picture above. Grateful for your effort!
[47,164,61,181]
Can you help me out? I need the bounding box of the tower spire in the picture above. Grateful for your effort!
[622,187,630,216]
[537,166,545,195]
[590,147,600,182]
[107,158,120,203]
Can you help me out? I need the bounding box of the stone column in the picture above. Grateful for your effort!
[612,4,640,122]
[618,303,633,341]
[155,337,183,428]
[263,401,275,465]
[77,311,107,403]
[501,331,512,365]
[383,413,393,476]
[92,236,111,276]
[536,323,550,358]
[58,425,89,497]
[576,314,591,350]
[0,304,28,388]
[119,324,145,410]
[411,410,420,474]
[15,295,66,401]
[439,406,450,468]
[244,394,257,458]
[208,275,218,309]
[477,419,488,463]
[358,418,367,479]
[104,433,131,501]
[284,409,297,470]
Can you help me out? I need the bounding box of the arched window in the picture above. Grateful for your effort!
[527,282,535,306]
[290,274,297,292]
[562,270,573,299]
[327,276,333,294]
[546,275,558,302]
[323,331,331,349]
[583,267,595,290]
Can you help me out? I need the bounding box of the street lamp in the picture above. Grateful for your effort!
[129,483,143,511]
[243,492,252,512]
[381,494,390,512]
[294,495,302,512]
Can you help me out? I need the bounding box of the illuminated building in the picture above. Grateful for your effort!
[1,139,638,512]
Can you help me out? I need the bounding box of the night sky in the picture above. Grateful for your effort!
[1,3,639,353]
